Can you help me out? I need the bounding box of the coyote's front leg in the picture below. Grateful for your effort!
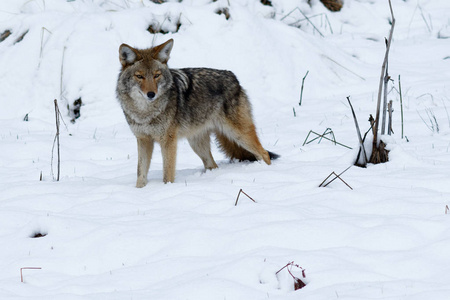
[136,136,154,188]
[160,130,177,184]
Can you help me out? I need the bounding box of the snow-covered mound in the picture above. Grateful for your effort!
[1,0,450,299]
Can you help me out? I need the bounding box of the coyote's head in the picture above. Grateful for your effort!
[118,39,174,101]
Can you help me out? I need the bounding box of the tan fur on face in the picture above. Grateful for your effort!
[134,70,161,96]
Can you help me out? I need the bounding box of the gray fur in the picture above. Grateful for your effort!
[118,67,247,138]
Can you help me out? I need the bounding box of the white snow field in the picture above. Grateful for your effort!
[1,0,450,299]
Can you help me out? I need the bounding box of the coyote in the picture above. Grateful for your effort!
[116,39,278,187]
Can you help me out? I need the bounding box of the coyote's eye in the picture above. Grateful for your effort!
[135,74,144,80]
[154,74,160,79]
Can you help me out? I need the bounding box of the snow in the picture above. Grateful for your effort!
[1,0,450,299]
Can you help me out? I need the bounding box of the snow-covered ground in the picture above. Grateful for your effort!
[1,0,450,299]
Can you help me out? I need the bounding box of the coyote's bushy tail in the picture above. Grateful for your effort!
[215,132,279,162]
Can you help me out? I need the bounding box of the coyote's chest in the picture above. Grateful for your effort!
[124,110,169,137]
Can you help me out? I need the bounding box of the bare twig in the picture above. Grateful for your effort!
[288,13,334,35]
[355,124,373,164]
[38,27,52,69]
[234,189,256,206]
[303,129,352,149]
[319,166,353,190]
[318,128,333,145]
[324,14,333,34]
[281,7,324,37]
[297,8,324,37]
[275,261,306,290]
[373,0,395,144]
[60,46,66,104]
[381,51,390,135]
[20,267,42,283]
[417,93,435,103]
[52,100,61,181]
[276,261,305,277]
[418,108,439,133]
[299,70,309,106]
[321,55,366,81]
[280,7,297,21]
[445,205,449,214]
[369,114,376,134]
[388,100,394,135]
[347,96,368,166]
[418,4,432,33]
[371,0,395,163]
[398,75,404,138]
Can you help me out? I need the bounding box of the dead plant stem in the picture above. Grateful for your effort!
[372,0,395,153]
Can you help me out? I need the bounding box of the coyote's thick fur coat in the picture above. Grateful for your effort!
[117,39,278,187]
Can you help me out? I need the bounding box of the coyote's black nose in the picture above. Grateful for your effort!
[147,92,155,99]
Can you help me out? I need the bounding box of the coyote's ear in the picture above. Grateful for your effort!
[119,44,142,68]
[151,39,174,64]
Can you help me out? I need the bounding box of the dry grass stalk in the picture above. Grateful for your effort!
[388,100,394,135]
[299,70,309,106]
[347,96,368,166]
[234,189,256,206]
[319,166,353,190]
[303,128,352,149]
[20,267,42,283]
[381,59,390,135]
[370,0,395,164]
[52,100,61,181]
[276,261,307,290]
[398,75,404,138]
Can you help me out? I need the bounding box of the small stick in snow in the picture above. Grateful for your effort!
[381,44,390,135]
[275,261,307,290]
[297,8,324,37]
[398,75,404,138]
[321,55,366,81]
[51,99,65,181]
[303,129,352,149]
[54,100,60,181]
[38,27,52,69]
[234,189,256,206]
[347,96,368,166]
[318,128,335,145]
[20,267,42,283]
[388,100,394,135]
[369,114,375,134]
[60,46,66,105]
[319,166,353,190]
[280,7,325,37]
[446,205,449,214]
[355,125,373,165]
[371,0,395,163]
[299,70,309,106]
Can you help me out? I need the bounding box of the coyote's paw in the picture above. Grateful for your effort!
[136,178,147,188]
